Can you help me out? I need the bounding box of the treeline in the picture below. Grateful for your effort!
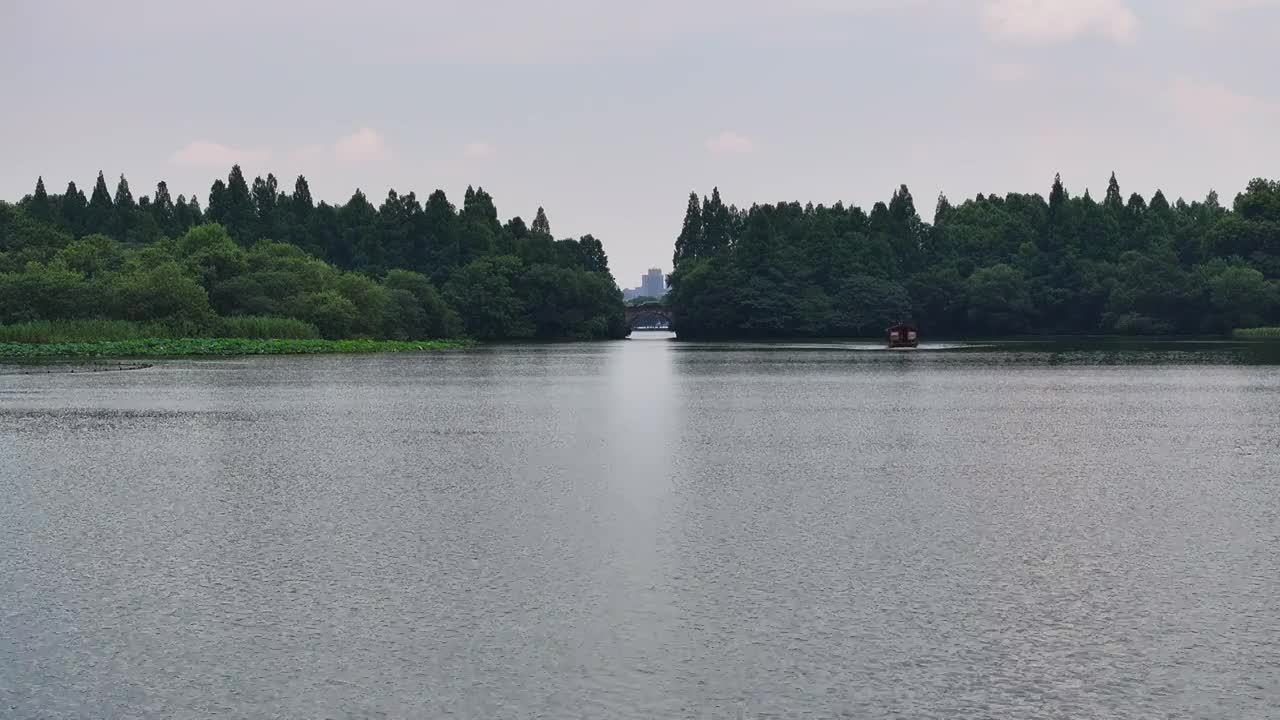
[2,168,628,340]
[668,175,1280,337]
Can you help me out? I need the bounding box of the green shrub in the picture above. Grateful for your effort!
[288,291,361,339]
[113,261,216,328]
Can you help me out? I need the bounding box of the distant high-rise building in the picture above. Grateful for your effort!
[623,267,667,301]
[640,268,665,299]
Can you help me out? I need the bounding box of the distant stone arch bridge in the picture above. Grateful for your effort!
[624,303,675,331]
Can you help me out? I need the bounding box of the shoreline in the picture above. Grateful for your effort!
[0,337,473,360]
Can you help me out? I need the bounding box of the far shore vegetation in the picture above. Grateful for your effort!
[7,167,1280,345]
[668,176,1280,338]
[3,167,629,347]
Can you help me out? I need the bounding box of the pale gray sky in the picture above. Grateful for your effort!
[3,0,1278,283]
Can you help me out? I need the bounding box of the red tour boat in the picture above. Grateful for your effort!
[886,323,919,349]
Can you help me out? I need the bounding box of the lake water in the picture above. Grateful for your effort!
[3,335,1279,719]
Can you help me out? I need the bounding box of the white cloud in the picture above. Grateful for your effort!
[54,0,930,64]
[982,0,1138,44]
[1168,76,1280,129]
[1184,0,1280,12]
[706,131,755,154]
[290,144,327,163]
[1180,0,1280,26]
[175,130,387,170]
[463,141,497,159]
[988,62,1035,83]
[170,140,270,168]
[333,127,386,162]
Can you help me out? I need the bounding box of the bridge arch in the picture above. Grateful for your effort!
[624,304,675,330]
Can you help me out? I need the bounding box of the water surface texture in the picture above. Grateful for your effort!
[3,337,1279,718]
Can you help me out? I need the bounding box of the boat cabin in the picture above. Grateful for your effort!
[886,323,919,349]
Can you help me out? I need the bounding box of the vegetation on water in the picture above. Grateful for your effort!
[669,176,1280,338]
[0,337,469,360]
[1233,327,1280,339]
[3,168,628,343]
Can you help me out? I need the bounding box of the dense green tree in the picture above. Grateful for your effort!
[177,224,248,290]
[1235,178,1280,221]
[289,290,360,339]
[505,216,530,242]
[1048,174,1067,217]
[532,206,551,236]
[56,234,125,279]
[422,189,460,283]
[1,162,630,341]
[832,274,912,335]
[174,195,197,232]
[333,272,394,336]
[1104,171,1124,214]
[459,186,500,264]
[663,257,743,338]
[339,189,380,272]
[443,256,532,339]
[207,179,230,226]
[702,187,731,256]
[377,189,420,274]
[251,173,281,241]
[289,176,319,254]
[1206,264,1274,332]
[112,175,137,239]
[383,269,463,338]
[673,191,703,268]
[114,261,215,330]
[933,194,954,225]
[0,263,101,323]
[151,181,176,236]
[965,264,1033,334]
[223,165,256,243]
[576,234,610,274]
[0,204,68,270]
[86,171,114,233]
[60,181,87,236]
[28,177,53,223]
[907,267,966,331]
[668,174,1280,338]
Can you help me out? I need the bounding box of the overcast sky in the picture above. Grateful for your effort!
[3,0,1278,284]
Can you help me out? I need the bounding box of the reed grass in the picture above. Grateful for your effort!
[0,338,470,360]
[0,320,170,344]
[214,316,320,339]
[1233,327,1280,339]
[0,318,467,359]
[0,316,320,344]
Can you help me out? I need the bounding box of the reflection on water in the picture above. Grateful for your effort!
[2,337,1279,718]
